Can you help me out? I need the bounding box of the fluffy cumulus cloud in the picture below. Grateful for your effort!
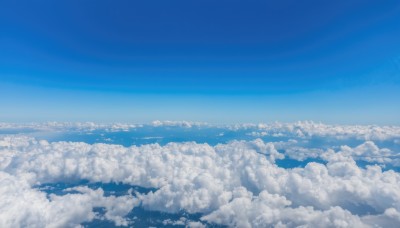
[0,122,400,227]
[245,121,400,141]
[0,171,139,227]
[276,140,400,166]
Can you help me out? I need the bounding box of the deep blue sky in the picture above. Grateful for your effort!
[1,0,400,124]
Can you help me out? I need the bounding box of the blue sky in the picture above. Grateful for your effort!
[1,0,400,124]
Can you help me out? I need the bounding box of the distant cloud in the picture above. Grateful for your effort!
[151,120,208,128]
[2,121,400,141]
[249,121,400,141]
[0,122,141,132]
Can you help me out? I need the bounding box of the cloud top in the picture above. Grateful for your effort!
[1,133,400,227]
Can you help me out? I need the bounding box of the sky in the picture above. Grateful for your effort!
[1,0,400,124]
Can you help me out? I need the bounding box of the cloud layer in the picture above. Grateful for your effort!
[2,121,400,141]
[1,131,400,227]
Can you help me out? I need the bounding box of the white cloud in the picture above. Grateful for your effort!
[0,172,139,227]
[315,141,400,167]
[339,141,395,163]
[271,139,399,166]
[248,121,400,141]
[0,122,140,133]
[162,217,206,227]
[151,120,207,128]
[2,121,400,141]
[361,208,400,227]
[0,134,400,227]
[202,191,366,228]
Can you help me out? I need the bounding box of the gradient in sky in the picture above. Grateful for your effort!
[1,0,400,124]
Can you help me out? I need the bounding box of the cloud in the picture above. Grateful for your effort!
[1,134,400,227]
[249,121,400,141]
[0,122,140,133]
[275,140,400,166]
[162,217,206,227]
[0,172,139,227]
[2,121,400,141]
[338,141,395,163]
[202,191,366,228]
[151,120,208,128]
